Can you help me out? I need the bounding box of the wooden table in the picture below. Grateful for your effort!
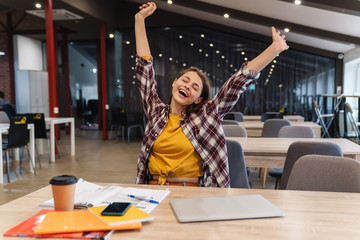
[238,121,321,138]
[1,184,360,240]
[0,123,35,184]
[227,137,360,188]
[44,117,75,162]
[243,115,305,122]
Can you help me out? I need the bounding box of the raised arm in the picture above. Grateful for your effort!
[135,2,157,57]
[247,27,289,72]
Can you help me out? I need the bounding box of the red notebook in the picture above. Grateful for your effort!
[4,209,111,239]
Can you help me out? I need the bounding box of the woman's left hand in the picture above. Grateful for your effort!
[271,26,289,54]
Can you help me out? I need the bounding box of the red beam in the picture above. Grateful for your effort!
[100,23,108,140]
[44,0,59,118]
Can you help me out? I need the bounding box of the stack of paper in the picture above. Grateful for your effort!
[40,179,170,213]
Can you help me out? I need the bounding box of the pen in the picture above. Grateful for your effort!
[128,194,159,204]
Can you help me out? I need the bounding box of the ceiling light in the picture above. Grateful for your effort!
[216,50,220,54]
[35,3,42,8]
[158,53,162,57]
[167,0,173,4]
[209,43,214,47]
[241,51,245,55]
[169,57,173,61]
[179,35,183,39]
[221,55,225,59]
[0,51,5,55]
[200,34,205,38]
[294,0,301,5]
[273,60,277,63]
[244,57,248,61]
[190,43,194,46]
[224,13,229,18]
[183,63,186,66]
[284,28,290,32]
[199,49,203,52]
[125,41,130,44]
[109,33,114,38]
[271,65,275,68]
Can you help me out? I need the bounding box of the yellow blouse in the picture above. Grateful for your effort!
[148,114,203,185]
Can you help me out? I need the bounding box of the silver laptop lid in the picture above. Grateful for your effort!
[170,194,285,223]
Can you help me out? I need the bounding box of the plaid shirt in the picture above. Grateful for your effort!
[135,56,259,187]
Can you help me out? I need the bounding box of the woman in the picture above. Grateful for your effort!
[135,2,289,187]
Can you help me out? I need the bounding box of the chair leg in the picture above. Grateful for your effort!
[35,143,42,168]
[128,127,131,143]
[275,177,281,190]
[6,150,11,183]
[26,148,36,175]
[262,168,267,189]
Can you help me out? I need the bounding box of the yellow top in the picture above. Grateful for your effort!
[148,114,203,185]
[141,56,151,61]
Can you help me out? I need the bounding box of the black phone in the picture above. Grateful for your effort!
[101,202,131,216]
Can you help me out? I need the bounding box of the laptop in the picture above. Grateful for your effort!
[170,194,285,223]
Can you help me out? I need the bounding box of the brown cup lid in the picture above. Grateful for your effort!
[50,175,78,185]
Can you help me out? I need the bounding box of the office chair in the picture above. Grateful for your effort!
[224,112,245,122]
[222,120,240,125]
[3,116,36,182]
[286,155,360,193]
[222,125,247,138]
[226,139,250,188]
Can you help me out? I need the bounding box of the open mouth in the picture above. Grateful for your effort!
[179,89,188,97]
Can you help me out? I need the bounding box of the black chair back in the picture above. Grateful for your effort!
[33,113,47,139]
[7,116,29,149]
[261,112,283,122]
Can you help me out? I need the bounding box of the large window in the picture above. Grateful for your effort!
[107,26,336,120]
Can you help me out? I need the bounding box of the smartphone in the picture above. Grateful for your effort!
[101,202,131,216]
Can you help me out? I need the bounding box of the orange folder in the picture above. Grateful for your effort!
[34,210,141,235]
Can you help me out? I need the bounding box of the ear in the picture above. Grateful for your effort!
[172,78,177,88]
[194,97,203,105]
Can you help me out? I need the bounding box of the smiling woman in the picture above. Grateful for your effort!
[134,2,289,188]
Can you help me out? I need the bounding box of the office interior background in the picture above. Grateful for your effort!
[0,0,359,132]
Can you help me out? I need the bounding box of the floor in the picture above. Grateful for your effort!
[0,130,276,205]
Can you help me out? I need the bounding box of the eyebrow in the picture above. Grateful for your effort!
[182,75,200,89]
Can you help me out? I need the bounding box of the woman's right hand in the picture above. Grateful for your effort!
[135,2,157,20]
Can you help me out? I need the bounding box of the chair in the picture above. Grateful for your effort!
[222,120,240,125]
[222,125,247,137]
[261,112,283,122]
[3,116,35,182]
[110,108,144,143]
[268,126,316,188]
[226,139,250,188]
[278,141,343,190]
[224,112,245,122]
[313,100,333,138]
[344,103,360,143]
[286,155,360,193]
[278,126,316,138]
[261,119,292,137]
[0,111,10,123]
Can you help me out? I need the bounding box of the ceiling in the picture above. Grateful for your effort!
[1,0,360,58]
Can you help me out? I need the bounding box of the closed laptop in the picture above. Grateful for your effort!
[170,194,285,223]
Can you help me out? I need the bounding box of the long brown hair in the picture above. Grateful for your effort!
[169,67,212,116]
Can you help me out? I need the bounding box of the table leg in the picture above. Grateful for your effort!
[50,123,55,162]
[262,168,267,189]
[70,119,75,156]
[29,126,35,173]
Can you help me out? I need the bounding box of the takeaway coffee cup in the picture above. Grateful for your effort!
[50,175,78,211]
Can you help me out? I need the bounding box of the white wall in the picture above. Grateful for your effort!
[14,35,43,71]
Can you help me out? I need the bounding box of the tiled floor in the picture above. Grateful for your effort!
[0,130,276,205]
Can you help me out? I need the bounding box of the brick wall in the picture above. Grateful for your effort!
[0,32,11,103]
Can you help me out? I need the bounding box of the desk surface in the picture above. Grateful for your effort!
[243,115,305,122]
[1,184,360,240]
[227,137,360,169]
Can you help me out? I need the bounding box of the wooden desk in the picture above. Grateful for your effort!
[238,121,321,138]
[243,115,305,122]
[1,184,360,240]
[44,117,75,162]
[228,137,360,188]
[0,123,35,184]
